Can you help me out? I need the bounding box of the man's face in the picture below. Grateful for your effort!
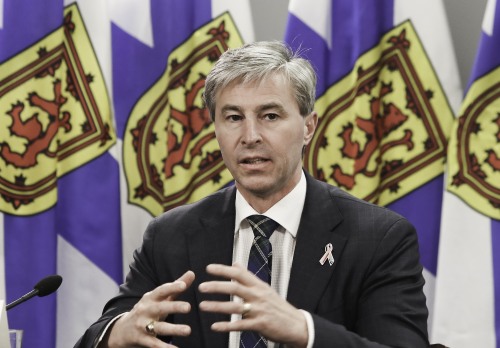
[213,74,317,205]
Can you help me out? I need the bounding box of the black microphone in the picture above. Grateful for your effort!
[6,275,63,311]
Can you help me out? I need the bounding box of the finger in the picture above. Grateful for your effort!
[132,296,191,324]
[149,271,195,302]
[199,300,243,315]
[198,280,247,297]
[145,281,187,303]
[205,264,259,286]
[210,318,260,333]
[167,270,196,301]
[152,300,191,320]
[177,270,196,287]
[152,321,192,337]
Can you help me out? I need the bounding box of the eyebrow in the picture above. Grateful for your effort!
[220,104,242,114]
[255,102,286,115]
[220,102,286,115]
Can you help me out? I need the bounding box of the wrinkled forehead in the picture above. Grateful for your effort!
[214,72,291,100]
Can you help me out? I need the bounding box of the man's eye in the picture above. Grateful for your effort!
[227,115,243,121]
[264,113,279,121]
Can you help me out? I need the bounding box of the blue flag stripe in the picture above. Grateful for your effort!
[285,0,394,96]
[57,152,122,284]
[5,213,58,348]
[467,1,500,89]
[388,178,443,274]
[1,1,62,347]
[0,0,63,61]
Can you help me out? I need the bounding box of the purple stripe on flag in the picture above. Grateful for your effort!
[285,0,394,96]
[0,0,63,61]
[57,152,122,284]
[467,2,500,89]
[285,14,333,97]
[3,154,121,348]
[388,177,444,274]
[4,212,58,348]
[113,0,213,138]
[1,1,63,348]
[330,0,394,78]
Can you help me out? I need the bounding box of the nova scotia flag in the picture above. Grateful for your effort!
[285,0,462,339]
[433,0,500,346]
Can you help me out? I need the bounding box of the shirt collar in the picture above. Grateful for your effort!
[235,170,307,237]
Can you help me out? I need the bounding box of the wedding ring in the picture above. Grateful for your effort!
[145,320,156,336]
[241,302,252,317]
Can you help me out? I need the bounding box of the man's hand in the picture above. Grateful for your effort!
[198,263,308,348]
[104,271,195,348]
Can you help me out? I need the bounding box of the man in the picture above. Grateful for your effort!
[75,41,429,348]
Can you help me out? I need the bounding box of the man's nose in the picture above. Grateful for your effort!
[241,119,263,145]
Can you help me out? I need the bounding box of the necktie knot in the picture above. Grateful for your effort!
[246,215,279,240]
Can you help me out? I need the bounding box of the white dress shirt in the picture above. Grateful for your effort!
[229,171,314,348]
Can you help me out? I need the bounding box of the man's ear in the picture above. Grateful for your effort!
[303,111,318,146]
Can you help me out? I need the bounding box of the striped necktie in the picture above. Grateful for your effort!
[240,215,279,348]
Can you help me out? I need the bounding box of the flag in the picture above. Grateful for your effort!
[284,0,462,336]
[0,2,120,348]
[432,0,500,346]
[0,1,254,347]
[112,0,254,276]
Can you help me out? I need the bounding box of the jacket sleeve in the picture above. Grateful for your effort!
[73,217,167,348]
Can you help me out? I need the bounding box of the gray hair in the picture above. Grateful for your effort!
[203,41,317,120]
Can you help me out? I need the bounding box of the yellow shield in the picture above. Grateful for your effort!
[0,4,115,215]
[447,65,500,219]
[123,12,242,216]
[306,21,454,206]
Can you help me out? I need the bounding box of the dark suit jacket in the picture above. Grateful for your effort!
[75,173,429,347]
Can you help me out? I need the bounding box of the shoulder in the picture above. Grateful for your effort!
[308,175,407,221]
[149,185,236,228]
[306,175,415,240]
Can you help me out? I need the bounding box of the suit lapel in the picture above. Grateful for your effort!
[188,187,236,347]
[287,173,348,312]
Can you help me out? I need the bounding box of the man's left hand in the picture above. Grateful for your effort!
[198,263,308,348]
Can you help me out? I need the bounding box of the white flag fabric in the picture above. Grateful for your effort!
[432,0,500,346]
[285,0,462,339]
[0,0,253,347]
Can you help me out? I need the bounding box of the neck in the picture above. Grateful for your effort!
[237,171,302,213]
[243,194,284,214]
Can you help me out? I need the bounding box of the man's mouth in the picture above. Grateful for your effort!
[242,158,268,164]
[239,155,272,166]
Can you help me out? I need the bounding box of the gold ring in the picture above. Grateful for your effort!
[145,320,156,336]
[241,302,252,317]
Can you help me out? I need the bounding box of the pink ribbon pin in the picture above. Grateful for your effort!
[319,243,334,266]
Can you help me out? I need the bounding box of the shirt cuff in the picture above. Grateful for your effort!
[299,309,315,348]
[94,312,127,348]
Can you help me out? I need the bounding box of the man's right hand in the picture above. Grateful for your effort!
[103,271,195,348]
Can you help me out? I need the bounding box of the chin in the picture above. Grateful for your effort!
[241,181,283,199]
[236,178,272,193]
